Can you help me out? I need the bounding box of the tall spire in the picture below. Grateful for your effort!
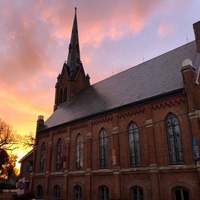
[66,7,81,79]
[54,8,90,111]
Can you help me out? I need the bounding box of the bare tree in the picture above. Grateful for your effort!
[23,132,36,149]
[0,118,18,151]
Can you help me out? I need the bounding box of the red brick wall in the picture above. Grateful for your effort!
[30,91,200,199]
[28,60,200,199]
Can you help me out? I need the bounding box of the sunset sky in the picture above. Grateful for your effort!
[0,0,200,160]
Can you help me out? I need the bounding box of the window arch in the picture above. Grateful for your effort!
[36,185,43,199]
[99,129,108,169]
[56,138,63,172]
[53,185,61,200]
[173,187,190,200]
[76,134,83,170]
[130,186,144,200]
[74,185,83,200]
[128,122,141,167]
[40,142,46,172]
[165,114,184,164]
[99,186,109,200]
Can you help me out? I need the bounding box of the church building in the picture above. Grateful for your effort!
[21,8,200,200]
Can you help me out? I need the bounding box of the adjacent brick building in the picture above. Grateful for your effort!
[18,150,33,193]
[20,9,200,200]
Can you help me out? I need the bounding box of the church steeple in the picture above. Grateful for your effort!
[54,8,90,111]
[67,7,81,80]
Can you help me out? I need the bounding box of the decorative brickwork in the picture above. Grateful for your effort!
[91,116,113,126]
[70,123,88,131]
[118,107,145,119]
[152,97,185,110]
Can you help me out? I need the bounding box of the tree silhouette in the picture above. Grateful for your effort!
[0,119,19,179]
[0,148,9,178]
[0,118,18,151]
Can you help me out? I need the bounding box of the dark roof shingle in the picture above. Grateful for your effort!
[44,41,200,128]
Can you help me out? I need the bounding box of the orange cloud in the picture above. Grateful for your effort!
[0,0,196,160]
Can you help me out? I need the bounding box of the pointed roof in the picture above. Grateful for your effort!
[66,7,81,80]
[44,41,200,129]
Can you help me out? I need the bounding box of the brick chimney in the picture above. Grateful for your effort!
[193,21,200,53]
[181,58,197,112]
[36,115,44,132]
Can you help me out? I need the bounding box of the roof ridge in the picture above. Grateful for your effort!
[91,40,196,87]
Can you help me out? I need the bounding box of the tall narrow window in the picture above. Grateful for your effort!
[36,185,43,199]
[53,185,61,200]
[76,135,83,170]
[128,123,141,167]
[99,129,108,169]
[74,185,82,200]
[174,188,190,200]
[40,142,46,172]
[99,186,109,200]
[64,87,67,102]
[130,186,144,200]
[59,89,63,104]
[56,138,62,172]
[166,114,184,164]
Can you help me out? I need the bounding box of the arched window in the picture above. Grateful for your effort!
[165,114,184,164]
[174,187,190,200]
[64,87,67,102]
[40,142,46,172]
[56,138,62,172]
[99,186,109,200]
[130,186,144,200]
[53,185,61,200]
[128,123,141,167]
[99,129,108,169]
[74,185,82,200]
[36,185,43,199]
[76,134,83,170]
[59,89,63,104]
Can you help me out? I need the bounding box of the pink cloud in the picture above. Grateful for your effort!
[157,21,176,38]
[36,0,164,48]
[0,0,197,146]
